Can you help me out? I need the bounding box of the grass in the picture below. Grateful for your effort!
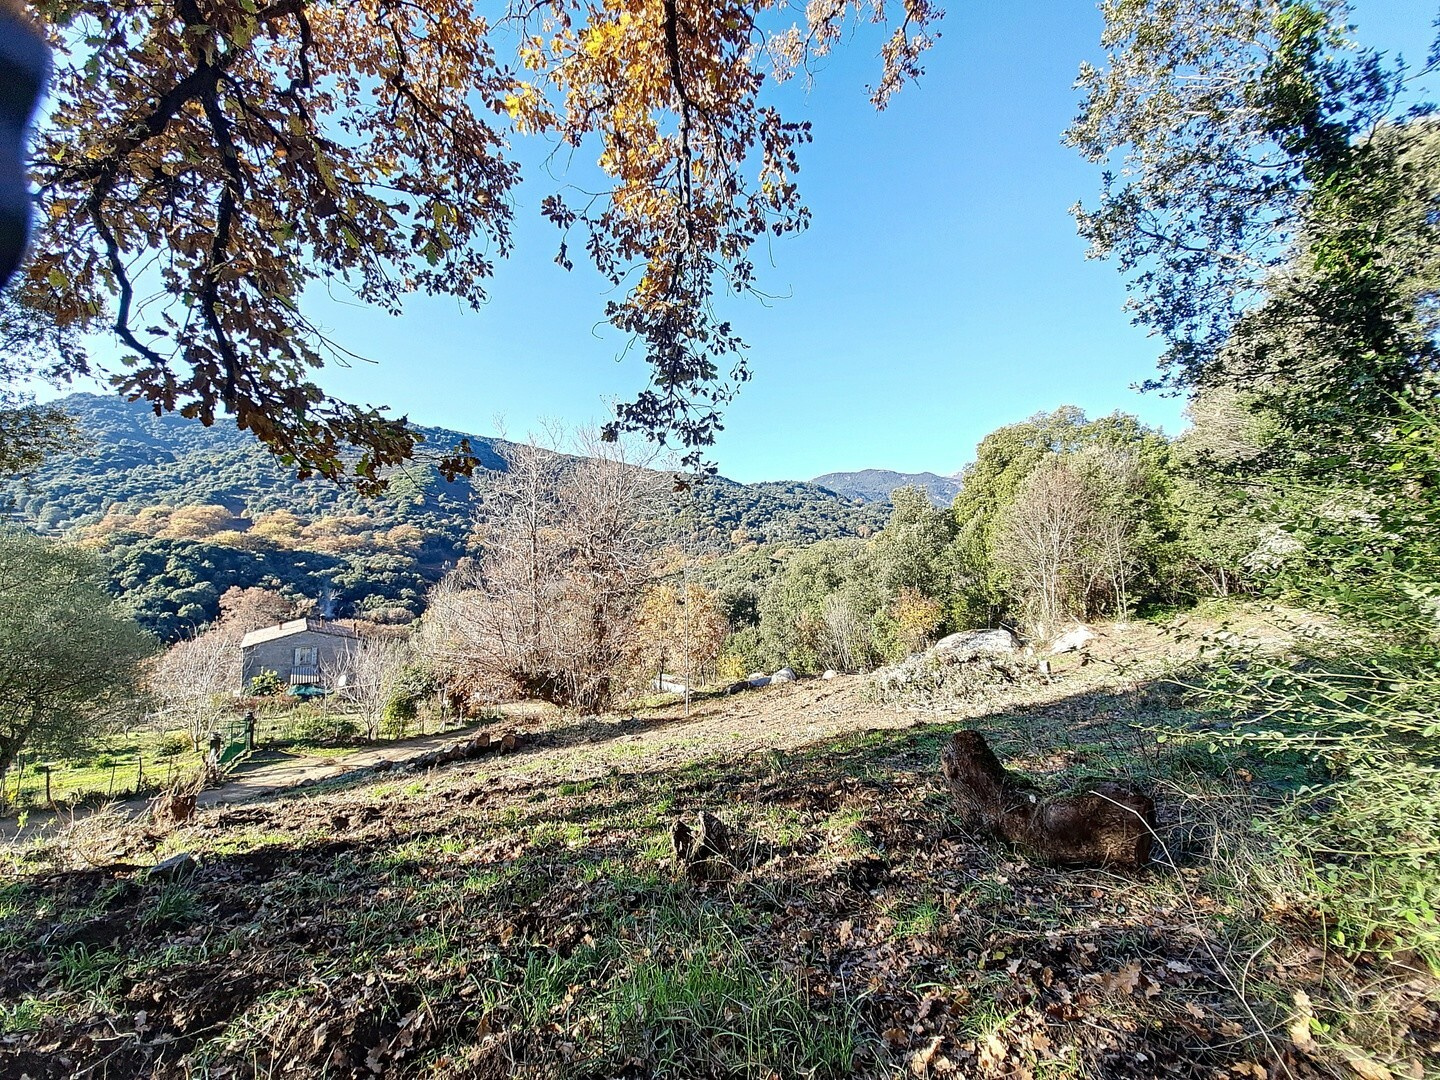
[1,612,1436,1078]
[140,882,202,930]
[2,727,198,811]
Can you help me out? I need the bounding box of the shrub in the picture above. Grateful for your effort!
[715,626,772,681]
[1174,406,1440,966]
[155,733,190,758]
[1179,619,1440,965]
[245,670,286,697]
[286,707,360,746]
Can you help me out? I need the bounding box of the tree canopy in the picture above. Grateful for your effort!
[19,0,940,488]
[1066,0,1437,408]
[0,528,155,778]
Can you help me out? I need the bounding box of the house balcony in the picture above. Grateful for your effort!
[289,666,324,687]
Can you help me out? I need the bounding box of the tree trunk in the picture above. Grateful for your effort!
[940,731,1156,868]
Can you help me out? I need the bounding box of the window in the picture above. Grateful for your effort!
[294,646,318,667]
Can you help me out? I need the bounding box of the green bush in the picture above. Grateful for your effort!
[245,670,286,697]
[715,626,771,681]
[286,707,360,746]
[1182,407,1440,966]
[155,732,190,758]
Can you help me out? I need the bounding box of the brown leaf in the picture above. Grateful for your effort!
[1096,961,1142,996]
[1346,1055,1394,1080]
[884,1027,911,1049]
[1288,990,1318,1054]
[909,1035,945,1076]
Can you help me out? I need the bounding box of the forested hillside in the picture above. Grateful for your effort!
[810,468,962,505]
[1,394,889,637]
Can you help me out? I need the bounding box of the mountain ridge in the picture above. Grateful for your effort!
[810,468,961,505]
[2,394,894,636]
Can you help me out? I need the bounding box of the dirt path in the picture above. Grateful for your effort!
[0,727,494,846]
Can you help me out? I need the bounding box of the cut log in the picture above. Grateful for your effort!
[670,811,733,881]
[939,730,1155,868]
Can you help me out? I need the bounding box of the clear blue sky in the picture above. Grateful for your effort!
[60,1,1439,484]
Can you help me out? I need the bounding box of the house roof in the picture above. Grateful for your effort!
[239,617,361,650]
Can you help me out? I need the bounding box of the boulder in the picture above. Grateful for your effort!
[670,811,734,881]
[652,674,690,694]
[939,730,1155,868]
[821,669,839,680]
[770,667,798,684]
[746,672,771,688]
[148,852,198,882]
[931,629,1018,662]
[1049,624,1097,655]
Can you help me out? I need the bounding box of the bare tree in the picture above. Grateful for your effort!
[993,459,1094,638]
[994,450,1152,635]
[1074,446,1145,623]
[421,430,670,711]
[820,593,875,674]
[325,636,408,741]
[149,630,237,750]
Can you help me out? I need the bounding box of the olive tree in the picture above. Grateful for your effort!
[0,528,155,781]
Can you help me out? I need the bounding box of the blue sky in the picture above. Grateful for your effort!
[55,1,1439,484]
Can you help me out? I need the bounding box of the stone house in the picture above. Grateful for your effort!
[239,618,360,693]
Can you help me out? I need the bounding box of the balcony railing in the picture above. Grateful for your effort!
[289,666,323,686]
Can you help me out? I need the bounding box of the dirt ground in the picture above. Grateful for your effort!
[3,612,1435,1079]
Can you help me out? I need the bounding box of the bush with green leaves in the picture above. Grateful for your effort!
[284,707,360,746]
[245,670,286,697]
[1179,408,1440,965]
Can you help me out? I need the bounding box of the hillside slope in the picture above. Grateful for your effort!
[5,616,1425,1079]
[2,395,890,635]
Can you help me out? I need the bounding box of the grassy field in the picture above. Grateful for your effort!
[0,615,1435,1078]
[2,728,197,812]
[1,700,539,815]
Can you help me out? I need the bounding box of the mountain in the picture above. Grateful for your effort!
[810,468,962,506]
[3,394,890,638]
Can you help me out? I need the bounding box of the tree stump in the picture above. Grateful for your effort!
[670,811,733,881]
[150,791,197,830]
[940,730,1155,868]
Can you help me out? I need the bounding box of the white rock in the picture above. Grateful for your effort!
[821,669,838,680]
[651,674,690,694]
[1049,624,1097,655]
[746,672,772,688]
[930,628,1018,662]
[771,667,798,683]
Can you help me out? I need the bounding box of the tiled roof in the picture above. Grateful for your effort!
[239,617,361,649]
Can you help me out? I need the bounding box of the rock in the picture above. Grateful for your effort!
[148,852,198,882]
[1049,624,1097,655]
[939,730,1155,868]
[770,667,797,683]
[822,669,838,680]
[725,680,751,695]
[652,674,690,694]
[746,672,771,688]
[931,628,1018,662]
[670,811,734,881]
